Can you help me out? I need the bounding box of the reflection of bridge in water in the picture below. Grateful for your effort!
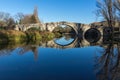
[0,40,119,80]
[41,36,103,49]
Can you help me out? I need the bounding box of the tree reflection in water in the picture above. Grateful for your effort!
[0,43,39,60]
[94,41,120,80]
[17,46,38,60]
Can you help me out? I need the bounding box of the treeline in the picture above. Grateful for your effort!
[0,12,38,30]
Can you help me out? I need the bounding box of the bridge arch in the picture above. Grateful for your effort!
[57,22,78,34]
[55,24,77,34]
[82,26,103,44]
[84,28,101,43]
[45,21,79,35]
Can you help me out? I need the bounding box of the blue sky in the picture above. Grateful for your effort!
[0,0,97,24]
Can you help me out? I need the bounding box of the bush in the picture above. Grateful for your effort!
[41,32,55,41]
[25,31,42,41]
[0,30,55,43]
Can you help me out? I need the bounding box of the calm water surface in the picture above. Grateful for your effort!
[0,34,119,80]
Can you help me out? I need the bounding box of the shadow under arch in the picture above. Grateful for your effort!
[53,36,77,47]
[84,28,101,43]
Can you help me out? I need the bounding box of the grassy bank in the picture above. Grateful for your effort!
[0,30,55,44]
[0,30,27,43]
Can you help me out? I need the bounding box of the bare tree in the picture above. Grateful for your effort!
[4,13,11,22]
[114,0,120,11]
[7,18,15,28]
[0,12,16,30]
[114,0,120,22]
[20,14,38,24]
[21,15,31,24]
[0,12,11,22]
[15,13,25,24]
[0,12,4,21]
[96,0,116,30]
[0,12,12,28]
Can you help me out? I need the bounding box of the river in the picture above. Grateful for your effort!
[0,34,119,80]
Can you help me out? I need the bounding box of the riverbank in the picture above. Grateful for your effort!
[0,30,55,44]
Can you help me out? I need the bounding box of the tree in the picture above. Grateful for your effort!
[20,14,39,24]
[0,12,11,22]
[96,0,117,40]
[3,13,11,22]
[30,15,37,24]
[96,0,116,28]
[0,21,6,28]
[0,12,4,21]
[15,13,24,24]
[21,15,31,24]
[114,0,120,11]
[114,0,120,21]
[7,18,15,28]
[53,26,65,33]
[0,12,13,28]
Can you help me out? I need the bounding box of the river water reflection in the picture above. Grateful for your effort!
[0,34,119,80]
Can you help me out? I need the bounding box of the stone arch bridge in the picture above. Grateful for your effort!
[14,21,104,37]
